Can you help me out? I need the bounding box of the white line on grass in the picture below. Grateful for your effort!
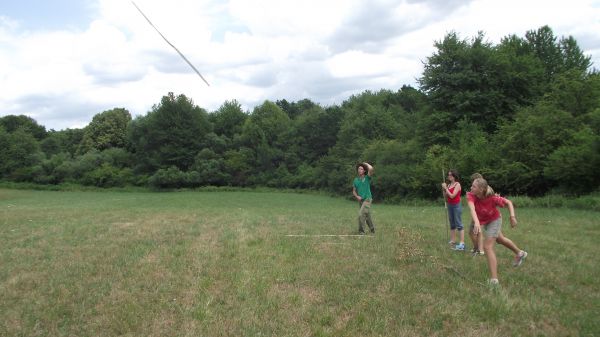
[284,234,374,238]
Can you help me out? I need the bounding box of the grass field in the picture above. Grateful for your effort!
[1,188,599,336]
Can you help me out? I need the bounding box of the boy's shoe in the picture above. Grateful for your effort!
[453,243,465,251]
[513,251,528,267]
[470,248,478,256]
[478,250,485,256]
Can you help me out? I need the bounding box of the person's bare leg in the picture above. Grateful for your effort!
[484,237,498,280]
[469,229,478,251]
[496,232,520,255]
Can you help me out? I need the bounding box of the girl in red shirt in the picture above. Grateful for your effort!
[441,170,464,250]
[468,178,528,286]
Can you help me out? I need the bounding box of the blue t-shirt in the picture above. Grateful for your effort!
[353,175,372,200]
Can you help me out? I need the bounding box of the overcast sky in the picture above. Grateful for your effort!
[1,0,599,130]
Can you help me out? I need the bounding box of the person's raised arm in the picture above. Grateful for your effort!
[364,162,374,176]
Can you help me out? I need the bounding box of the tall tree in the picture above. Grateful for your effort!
[209,100,247,140]
[419,31,509,132]
[291,104,344,163]
[0,115,47,140]
[0,128,42,180]
[128,93,212,172]
[493,103,576,194]
[79,108,132,153]
[524,26,592,81]
[524,25,564,82]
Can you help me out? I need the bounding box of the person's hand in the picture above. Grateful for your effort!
[510,215,517,228]
[441,183,447,189]
[473,224,480,235]
[356,196,362,202]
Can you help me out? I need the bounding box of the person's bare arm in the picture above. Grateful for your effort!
[364,162,374,176]
[468,200,480,234]
[504,199,517,228]
[353,186,361,202]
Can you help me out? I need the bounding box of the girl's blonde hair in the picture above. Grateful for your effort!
[473,177,495,197]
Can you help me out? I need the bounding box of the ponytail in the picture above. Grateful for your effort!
[473,178,495,197]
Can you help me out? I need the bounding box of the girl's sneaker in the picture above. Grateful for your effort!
[453,243,465,251]
[472,249,485,256]
[513,251,528,267]
[487,278,500,289]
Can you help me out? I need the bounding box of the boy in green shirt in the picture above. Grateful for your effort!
[352,162,375,234]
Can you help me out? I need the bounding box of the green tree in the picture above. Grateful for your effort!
[128,93,212,172]
[243,100,290,147]
[546,70,600,117]
[493,103,576,194]
[525,26,592,79]
[419,32,515,132]
[191,149,231,186]
[362,139,426,200]
[0,115,47,140]
[559,35,593,74]
[544,127,600,194]
[524,25,564,82]
[238,101,291,178]
[223,148,254,186]
[334,90,403,159]
[276,98,318,119]
[79,108,132,153]
[209,100,247,140]
[0,126,8,177]
[0,128,42,180]
[445,120,497,180]
[496,34,547,108]
[291,104,343,163]
[43,128,85,157]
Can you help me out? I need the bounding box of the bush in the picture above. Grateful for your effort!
[81,164,134,187]
[565,194,600,212]
[508,193,600,211]
[148,167,188,189]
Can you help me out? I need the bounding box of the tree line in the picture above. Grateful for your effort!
[1,26,599,199]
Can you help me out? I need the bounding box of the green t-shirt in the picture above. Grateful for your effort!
[353,175,372,200]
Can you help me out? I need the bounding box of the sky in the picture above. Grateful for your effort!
[1,0,599,131]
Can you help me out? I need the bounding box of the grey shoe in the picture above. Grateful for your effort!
[488,278,500,286]
[487,278,501,291]
[513,251,528,267]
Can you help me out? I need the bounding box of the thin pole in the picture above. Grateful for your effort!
[131,1,210,86]
[442,168,449,244]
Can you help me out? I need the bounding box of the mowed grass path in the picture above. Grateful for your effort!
[0,189,598,336]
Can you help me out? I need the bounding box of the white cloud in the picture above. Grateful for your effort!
[1,0,599,130]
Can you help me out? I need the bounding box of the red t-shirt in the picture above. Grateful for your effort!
[467,192,507,225]
[446,184,461,205]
